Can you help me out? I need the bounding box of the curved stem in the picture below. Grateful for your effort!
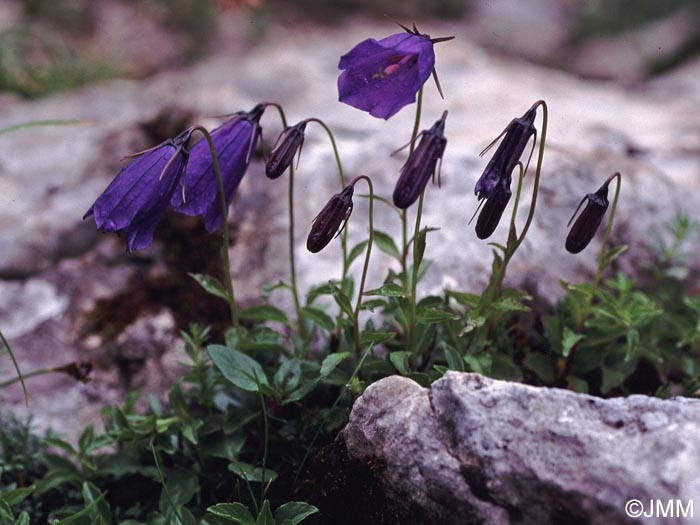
[306,118,349,283]
[193,126,240,334]
[351,175,375,357]
[0,329,28,406]
[513,100,548,251]
[404,87,424,354]
[265,105,307,339]
[562,173,622,381]
[582,172,622,327]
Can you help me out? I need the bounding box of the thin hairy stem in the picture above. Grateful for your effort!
[0,330,27,406]
[265,104,307,338]
[401,87,424,284]
[193,126,240,334]
[351,176,375,357]
[581,172,623,328]
[562,173,622,380]
[306,118,349,282]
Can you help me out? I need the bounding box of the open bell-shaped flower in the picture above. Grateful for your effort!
[171,104,265,233]
[84,128,192,252]
[565,173,618,254]
[306,185,354,253]
[392,111,448,209]
[265,120,307,179]
[338,23,453,120]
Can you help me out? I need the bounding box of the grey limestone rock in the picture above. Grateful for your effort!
[344,372,700,525]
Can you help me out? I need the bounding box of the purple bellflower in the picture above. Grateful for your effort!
[307,185,354,253]
[474,104,538,201]
[471,102,539,239]
[338,23,453,120]
[171,104,265,233]
[392,110,448,209]
[565,174,617,254]
[265,120,307,179]
[84,128,192,252]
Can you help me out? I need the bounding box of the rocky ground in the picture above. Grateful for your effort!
[1,12,700,441]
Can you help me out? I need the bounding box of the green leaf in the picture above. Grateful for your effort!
[15,511,30,525]
[0,487,34,507]
[603,244,628,268]
[363,283,406,297]
[44,437,76,456]
[490,296,530,313]
[320,352,353,377]
[330,286,355,318]
[490,354,523,381]
[274,502,319,525]
[446,290,480,309]
[301,306,334,331]
[256,501,275,525]
[416,307,458,324]
[190,273,230,302]
[360,299,389,312]
[228,462,278,484]
[240,305,289,324]
[523,353,555,383]
[347,240,369,267]
[389,351,411,375]
[441,343,464,372]
[373,230,401,261]
[207,345,269,392]
[0,499,13,521]
[207,503,256,525]
[562,328,584,358]
[82,481,111,524]
[52,491,107,525]
[415,228,427,266]
[360,331,396,346]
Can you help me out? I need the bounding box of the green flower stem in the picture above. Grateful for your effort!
[481,99,548,306]
[265,103,307,339]
[401,88,424,283]
[193,126,240,335]
[351,176,375,357]
[0,119,93,136]
[306,118,349,282]
[584,172,622,323]
[0,330,27,406]
[404,87,424,355]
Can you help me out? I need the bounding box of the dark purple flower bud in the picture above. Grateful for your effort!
[338,24,453,120]
[565,176,614,254]
[171,104,265,233]
[474,105,537,201]
[84,128,192,252]
[392,111,448,209]
[475,178,512,240]
[306,185,354,253]
[265,121,307,179]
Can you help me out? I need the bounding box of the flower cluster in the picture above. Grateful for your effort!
[85,105,265,250]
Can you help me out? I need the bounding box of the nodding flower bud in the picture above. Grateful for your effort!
[565,174,619,254]
[307,185,354,253]
[474,104,537,201]
[266,121,307,179]
[475,180,511,240]
[392,110,448,209]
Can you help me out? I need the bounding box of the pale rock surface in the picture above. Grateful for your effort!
[344,372,700,525]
